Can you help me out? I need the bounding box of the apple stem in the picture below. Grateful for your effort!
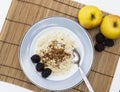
[91,14,95,20]
[113,22,117,27]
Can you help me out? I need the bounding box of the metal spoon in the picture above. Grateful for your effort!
[73,49,94,92]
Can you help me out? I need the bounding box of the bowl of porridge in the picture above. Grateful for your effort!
[19,17,94,91]
[30,27,83,81]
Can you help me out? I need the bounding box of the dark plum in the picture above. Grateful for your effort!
[31,54,41,63]
[41,68,52,78]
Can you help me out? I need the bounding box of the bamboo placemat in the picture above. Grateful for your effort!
[0,0,119,92]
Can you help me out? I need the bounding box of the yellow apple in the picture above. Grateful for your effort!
[78,5,103,29]
[100,15,120,39]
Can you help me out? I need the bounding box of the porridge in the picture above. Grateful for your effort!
[35,30,77,76]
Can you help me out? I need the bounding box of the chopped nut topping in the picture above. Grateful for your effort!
[41,40,71,66]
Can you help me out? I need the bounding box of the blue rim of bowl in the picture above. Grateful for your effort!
[18,16,94,91]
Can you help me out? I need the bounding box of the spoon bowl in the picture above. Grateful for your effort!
[73,49,94,92]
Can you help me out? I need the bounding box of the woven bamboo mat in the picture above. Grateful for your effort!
[0,0,120,92]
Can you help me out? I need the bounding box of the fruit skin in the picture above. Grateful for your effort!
[94,32,115,52]
[78,5,103,29]
[41,68,52,78]
[31,54,41,63]
[105,39,114,47]
[95,43,105,52]
[96,33,105,43]
[36,63,45,72]
[100,15,120,39]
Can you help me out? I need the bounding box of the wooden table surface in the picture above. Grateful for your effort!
[0,0,119,92]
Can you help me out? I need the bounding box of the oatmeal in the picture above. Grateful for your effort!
[35,30,76,75]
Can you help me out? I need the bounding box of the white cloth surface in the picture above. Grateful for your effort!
[74,0,120,16]
[0,0,12,33]
[0,81,33,92]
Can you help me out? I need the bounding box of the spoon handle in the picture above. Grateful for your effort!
[78,67,94,92]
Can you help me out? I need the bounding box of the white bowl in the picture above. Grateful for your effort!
[19,17,94,91]
[30,26,84,81]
